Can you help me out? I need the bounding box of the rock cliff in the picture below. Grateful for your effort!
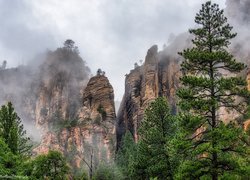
[34,47,90,132]
[0,44,116,172]
[34,74,116,170]
[31,48,116,170]
[117,41,250,147]
[117,45,181,147]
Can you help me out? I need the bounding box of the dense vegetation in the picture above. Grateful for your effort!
[0,103,70,179]
[116,1,250,180]
[177,2,250,179]
[0,1,249,179]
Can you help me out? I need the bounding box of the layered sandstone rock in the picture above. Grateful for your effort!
[34,48,90,132]
[34,74,116,169]
[80,74,116,121]
[117,45,180,147]
[0,46,116,171]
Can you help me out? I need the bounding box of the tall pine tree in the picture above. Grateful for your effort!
[0,102,31,155]
[177,1,250,179]
[133,97,176,179]
[116,131,137,179]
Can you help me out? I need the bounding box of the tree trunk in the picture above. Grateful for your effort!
[210,61,218,180]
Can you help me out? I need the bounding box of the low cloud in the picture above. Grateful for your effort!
[0,0,226,100]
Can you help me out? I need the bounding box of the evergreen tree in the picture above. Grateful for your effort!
[31,150,69,179]
[64,39,75,49]
[0,137,21,176]
[0,102,31,155]
[63,39,79,54]
[133,97,176,179]
[93,163,124,180]
[116,131,137,178]
[177,1,250,179]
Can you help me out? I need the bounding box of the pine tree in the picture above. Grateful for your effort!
[133,97,176,179]
[116,131,137,178]
[0,102,31,155]
[0,137,21,176]
[177,1,250,179]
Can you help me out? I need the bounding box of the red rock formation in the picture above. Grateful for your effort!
[34,74,116,169]
[117,45,180,146]
[0,47,116,172]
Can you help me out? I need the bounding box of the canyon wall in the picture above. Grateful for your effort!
[0,45,116,172]
[34,74,116,170]
[117,40,250,148]
[116,45,181,147]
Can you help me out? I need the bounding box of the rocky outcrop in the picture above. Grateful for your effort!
[80,74,116,121]
[117,45,180,147]
[34,74,116,169]
[117,36,250,148]
[0,45,116,172]
[34,47,90,132]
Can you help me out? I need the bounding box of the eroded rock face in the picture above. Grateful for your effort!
[117,45,180,147]
[0,47,116,171]
[80,75,116,121]
[34,74,116,169]
[34,48,90,132]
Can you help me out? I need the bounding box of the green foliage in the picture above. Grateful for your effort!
[0,102,32,155]
[243,105,250,125]
[132,97,177,180]
[116,131,137,178]
[97,104,107,120]
[31,150,70,179]
[93,163,124,180]
[0,137,21,176]
[73,170,89,180]
[177,1,250,179]
[63,39,79,54]
[18,159,34,177]
[0,102,34,177]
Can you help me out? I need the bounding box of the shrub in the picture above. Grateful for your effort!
[97,104,107,120]
[93,164,124,180]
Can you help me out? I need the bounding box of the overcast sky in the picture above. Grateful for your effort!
[0,0,226,101]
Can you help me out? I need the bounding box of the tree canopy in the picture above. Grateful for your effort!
[129,97,177,179]
[0,102,31,155]
[177,1,250,179]
[31,150,69,179]
[0,137,21,176]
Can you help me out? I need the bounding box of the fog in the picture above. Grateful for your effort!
[225,0,250,63]
[1,0,250,145]
[0,44,91,142]
[0,0,226,101]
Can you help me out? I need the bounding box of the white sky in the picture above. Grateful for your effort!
[0,0,226,100]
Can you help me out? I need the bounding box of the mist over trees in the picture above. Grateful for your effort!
[0,102,70,178]
[0,39,91,142]
[116,1,250,179]
[0,60,6,70]
[0,1,250,180]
